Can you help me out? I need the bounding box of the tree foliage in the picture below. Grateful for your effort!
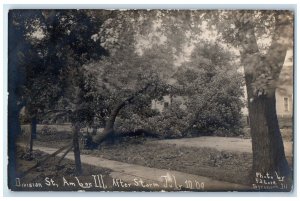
[81,11,245,140]
[122,41,244,138]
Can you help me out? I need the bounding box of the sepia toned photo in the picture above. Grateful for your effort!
[7,9,294,192]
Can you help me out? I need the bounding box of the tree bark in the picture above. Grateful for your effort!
[7,100,16,188]
[29,116,37,158]
[92,84,151,145]
[235,12,291,181]
[246,81,289,177]
[72,123,82,175]
[91,101,124,145]
[8,11,29,189]
[7,96,22,189]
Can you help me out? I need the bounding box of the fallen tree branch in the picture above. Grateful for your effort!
[57,145,73,165]
[92,83,152,145]
[119,129,159,138]
[19,142,72,178]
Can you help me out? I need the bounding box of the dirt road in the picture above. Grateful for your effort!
[156,137,293,157]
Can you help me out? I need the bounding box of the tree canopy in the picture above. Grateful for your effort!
[9,9,293,186]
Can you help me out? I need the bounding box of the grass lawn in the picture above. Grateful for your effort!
[33,137,253,185]
[81,140,253,185]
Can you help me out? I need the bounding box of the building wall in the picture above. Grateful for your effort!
[276,49,293,117]
[151,95,171,113]
[151,95,186,112]
[276,92,293,117]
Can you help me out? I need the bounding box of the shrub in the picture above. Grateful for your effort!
[40,126,58,135]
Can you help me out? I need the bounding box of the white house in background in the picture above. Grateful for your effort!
[275,49,293,117]
[151,96,171,113]
[151,95,187,112]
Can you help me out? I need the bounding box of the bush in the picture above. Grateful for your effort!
[115,95,243,139]
[115,101,189,139]
[40,126,58,135]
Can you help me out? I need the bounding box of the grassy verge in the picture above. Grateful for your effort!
[12,145,149,191]
[80,140,253,185]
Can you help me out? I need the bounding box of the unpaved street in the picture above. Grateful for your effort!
[156,137,293,157]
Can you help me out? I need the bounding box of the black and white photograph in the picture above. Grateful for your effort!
[7,9,294,192]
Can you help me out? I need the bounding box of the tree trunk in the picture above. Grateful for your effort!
[92,84,151,145]
[92,127,97,135]
[241,50,291,183]
[7,95,22,189]
[29,116,37,158]
[92,101,123,144]
[246,83,289,177]
[235,12,292,184]
[72,123,82,175]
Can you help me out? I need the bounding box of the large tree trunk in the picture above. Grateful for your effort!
[92,99,127,145]
[235,12,292,183]
[7,96,22,189]
[92,84,151,145]
[72,122,82,175]
[31,116,37,139]
[246,79,289,177]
